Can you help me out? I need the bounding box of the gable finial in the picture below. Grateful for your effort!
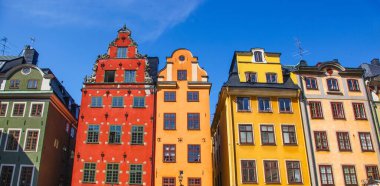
[118,24,131,34]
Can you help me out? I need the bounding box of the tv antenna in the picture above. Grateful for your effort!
[293,38,309,60]
[30,37,36,47]
[1,37,8,55]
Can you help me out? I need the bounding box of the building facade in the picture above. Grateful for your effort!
[155,49,213,186]
[0,46,79,186]
[295,60,380,185]
[211,48,312,186]
[71,26,158,185]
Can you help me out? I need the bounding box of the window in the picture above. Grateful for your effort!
[30,103,43,117]
[104,70,115,83]
[319,165,334,186]
[27,80,38,89]
[125,70,136,83]
[331,102,345,119]
[19,166,34,186]
[164,113,176,130]
[241,160,257,183]
[239,125,253,144]
[177,70,187,80]
[91,97,102,107]
[0,165,14,186]
[133,97,145,108]
[24,130,39,151]
[109,125,121,144]
[314,131,329,151]
[188,178,201,186]
[342,165,358,186]
[254,51,263,62]
[258,98,271,112]
[366,166,379,180]
[245,72,257,82]
[70,128,75,139]
[111,97,123,108]
[347,79,360,91]
[12,103,25,117]
[0,103,8,117]
[105,163,119,184]
[353,103,366,119]
[264,160,279,183]
[309,101,323,119]
[279,98,292,113]
[305,77,318,89]
[5,129,21,151]
[164,91,176,102]
[131,126,144,145]
[359,132,374,152]
[286,161,302,183]
[117,47,127,58]
[237,97,250,111]
[188,113,200,130]
[83,163,96,183]
[282,125,297,145]
[163,177,175,186]
[129,164,142,184]
[261,125,275,145]
[87,125,99,143]
[187,91,199,102]
[188,145,201,163]
[9,79,20,89]
[266,73,277,83]
[327,78,339,91]
[163,144,176,163]
[337,132,351,151]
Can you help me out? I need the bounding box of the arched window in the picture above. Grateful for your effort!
[254,51,263,62]
[327,78,339,91]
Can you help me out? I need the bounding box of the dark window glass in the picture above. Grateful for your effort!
[164,113,176,130]
[241,160,257,183]
[24,130,39,151]
[177,70,187,80]
[83,163,96,183]
[12,103,25,116]
[261,125,275,145]
[104,70,115,83]
[117,47,127,58]
[286,161,302,183]
[131,126,144,145]
[163,144,176,163]
[309,101,323,119]
[188,145,201,163]
[27,80,38,89]
[258,98,271,112]
[266,73,277,83]
[342,165,358,185]
[279,98,292,112]
[5,129,20,151]
[9,79,20,89]
[91,97,102,107]
[327,78,339,91]
[347,79,360,91]
[353,103,366,119]
[0,103,7,116]
[187,91,199,102]
[237,97,250,111]
[163,177,175,186]
[19,166,34,186]
[319,165,334,186]
[188,178,201,186]
[331,102,345,119]
[239,125,253,144]
[188,113,200,130]
[105,163,119,184]
[337,132,351,151]
[87,125,99,143]
[254,51,263,62]
[30,104,43,117]
[359,132,374,151]
[245,72,257,82]
[305,77,318,89]
[129,164,143,184]
[0,165,14,186]
[125,70,136,82]
[314,131,329,151]
[366,166,379,180]
[133,97,145,108]
[282,125,297,145]
[109,125,121,144]
[264,160,279,183]
[164,91,176,102]
[112,97,123,108]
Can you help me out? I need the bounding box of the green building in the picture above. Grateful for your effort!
[0,46,79,186]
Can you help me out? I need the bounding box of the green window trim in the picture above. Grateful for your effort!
[83,163,96,183]
[129,164,143,184]
[109,125,122,144]
[105,163,119,184]
[131,126,144,145]
[112,97,124,108]
[91,97,103,108]
[87,125,100,143]
[133,97,145,108]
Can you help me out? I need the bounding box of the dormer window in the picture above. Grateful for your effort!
[347,79,360,91]
[245,72,257,83]
[117,47,127,58]
[254,51,263,62]
[266,73,277,83]
[327,78,339,91]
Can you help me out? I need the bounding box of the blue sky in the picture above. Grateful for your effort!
[1,0,380,114]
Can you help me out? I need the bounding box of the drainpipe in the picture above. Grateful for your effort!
[227,87,239,186]
[363,77,380,151]
[152,84,157,186]
[298,75,319,186]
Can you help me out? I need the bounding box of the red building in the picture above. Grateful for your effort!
[72,26,158,186]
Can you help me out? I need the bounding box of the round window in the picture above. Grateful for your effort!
[179,55,185,61]
[21,67,31,75]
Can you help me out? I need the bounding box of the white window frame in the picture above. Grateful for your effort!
[237,123,254,145]
[4,128,22,152]
[280,124,298,145]
[23,129,40,152]
[262,159,281,184]
[0,164,16,185]
[240,159,258,184]
[17,165,35,186]
[259,124,276,145]
[278,98,293,113]
[28,102,45,117]
[251,49,267,63]
[258,97,272,112]
[284,159,303,184]
[0,102,9,117]
[11,102,27,117]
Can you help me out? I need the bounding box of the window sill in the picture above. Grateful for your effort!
[237,110,251,112]
[355,118,368,120]
[239,143,254,146]
[262,144,276,146]
[108,143,122,145]
[132,106,146,109]
[339,150,352,152]
[348,90,361,92]
[111,106,124,108]
[306,88,319,90]
[86,142,100,144]
[163,161,176,163]
[333,118,346,120]
[362,150,375,152]
[280,111,293,114]
[327,91,343,95]
[311,117,324,119]
[242,182,257,184]
[316,149,330,152]
[90,106,103,108]
[188,129,201,131]
[284,143,298,146]
[131,143,144,145]
[259,111,273,113]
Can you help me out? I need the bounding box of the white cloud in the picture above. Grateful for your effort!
[2,0,203,41]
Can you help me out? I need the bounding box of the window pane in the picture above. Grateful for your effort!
[117,47,127,58]
[125,70,136,82]
[104,71,115,82]
[188,145,201,162]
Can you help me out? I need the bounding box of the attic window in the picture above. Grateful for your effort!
[117,47,127,58]
[245,72,257,83]
[254,51,263,62]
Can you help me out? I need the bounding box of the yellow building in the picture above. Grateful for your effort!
[155,49,213,186]
[212,48,312,186]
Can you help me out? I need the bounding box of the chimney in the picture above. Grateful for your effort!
[22,45,39,65]
[371,58,380,66]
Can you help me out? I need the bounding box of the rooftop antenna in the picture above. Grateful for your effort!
[30,37,36,48]
[293,38,309,60]
[1,37,8,55]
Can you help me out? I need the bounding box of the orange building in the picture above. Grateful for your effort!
[154,49,213,186]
